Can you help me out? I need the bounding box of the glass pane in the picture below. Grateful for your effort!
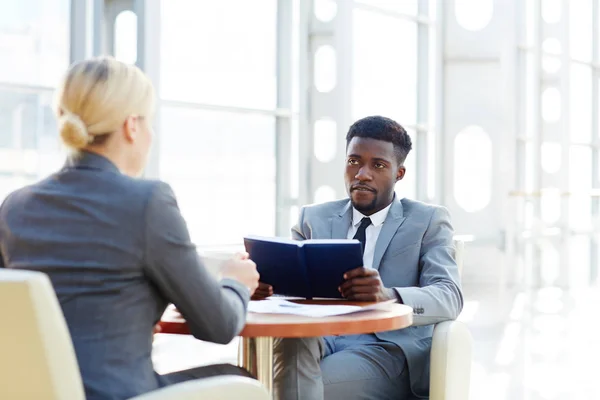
[525,141,535,192]
[525,52,536,139]
[525,0,535,46]
[541,188,561,224]
[570,0,593,62]
[313,118,337,163]
[0,89,66,202]
[292,0,300,113]
[541,142,561,173]
[569,235,591,287]
[428,25,437,130]
[570,146,592,191]
[353,10,417,124]
[569,145,592,230]
[570,64,592,143]
[355,0,418,15]
[0,0,70,86]
[427,130,436,199]
[160,0,277,109]
[159,107,276,246]
[290,118,299,198]
[540,241,560,285]
[453,126,492,212]
[429,0,437,20]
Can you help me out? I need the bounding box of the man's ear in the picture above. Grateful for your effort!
[396,166,406,182]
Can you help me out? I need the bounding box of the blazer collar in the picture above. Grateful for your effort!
[64,151,120,173]
[332,200,353,239]
[372,197,406,270]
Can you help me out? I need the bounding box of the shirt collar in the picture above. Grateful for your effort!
[352,202,393,228]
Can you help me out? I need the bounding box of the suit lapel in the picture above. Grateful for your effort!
[331,201,352,239]
[372,199,406,270]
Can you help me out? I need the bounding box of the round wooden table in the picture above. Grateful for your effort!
[159,300,413,393]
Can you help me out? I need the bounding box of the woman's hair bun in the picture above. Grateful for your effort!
[59,110,90,150]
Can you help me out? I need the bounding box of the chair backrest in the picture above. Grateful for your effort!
[0,269,85,400]
[453,239,464,279]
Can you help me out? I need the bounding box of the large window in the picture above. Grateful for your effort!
[159,0,278,247]
[351,1,436,202]
[0,0,70,203]
[514,0,600,287]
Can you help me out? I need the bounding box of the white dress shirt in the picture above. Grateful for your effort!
[346,203,392,269]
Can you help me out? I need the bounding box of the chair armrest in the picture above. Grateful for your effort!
[430,320,472,400]
[128,376,270,400]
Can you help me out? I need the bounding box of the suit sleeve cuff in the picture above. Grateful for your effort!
[393,286,418,304]
[220,278,251,309]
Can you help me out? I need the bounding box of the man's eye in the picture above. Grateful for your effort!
[348,159,358,165]
[375,163,385,169]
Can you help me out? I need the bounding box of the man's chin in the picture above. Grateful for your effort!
[350,198,377,214]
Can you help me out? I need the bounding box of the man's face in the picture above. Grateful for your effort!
[344,137,405,215]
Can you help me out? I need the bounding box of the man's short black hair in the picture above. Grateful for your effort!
[346,115,412,164]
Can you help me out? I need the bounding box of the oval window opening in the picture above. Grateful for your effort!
[314,0,337,22]
[314,45,337,93]
[314,185,336,204]
[454,0,493,31]
[542,0,561,24]
[114,10,138,64]
[314,118,337,163]
[453,125,492,212]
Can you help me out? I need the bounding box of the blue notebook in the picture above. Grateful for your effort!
[243,235,364,299]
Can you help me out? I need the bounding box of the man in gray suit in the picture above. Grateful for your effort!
[260,116,463,399]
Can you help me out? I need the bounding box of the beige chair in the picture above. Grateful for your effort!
[0,269,269,400]
[429,239,473,400]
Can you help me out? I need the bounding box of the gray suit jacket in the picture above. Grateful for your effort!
[292,197,463,398]
[0,152,249,400]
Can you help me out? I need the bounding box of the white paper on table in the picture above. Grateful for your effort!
[247,299,396,317]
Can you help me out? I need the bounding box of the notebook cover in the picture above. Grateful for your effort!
[244,236,363,299]
[243,236,310,297]
[302,239,363,298]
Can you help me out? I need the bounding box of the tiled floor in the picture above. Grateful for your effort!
[153,283,600,400]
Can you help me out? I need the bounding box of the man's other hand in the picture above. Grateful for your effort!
[339,267,396,302]
[251,282,273,300]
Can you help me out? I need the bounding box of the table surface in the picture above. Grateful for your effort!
[159,300,413,338]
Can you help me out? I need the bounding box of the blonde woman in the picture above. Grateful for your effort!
[0,57,259,400]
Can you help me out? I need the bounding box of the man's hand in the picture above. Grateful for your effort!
[251,282,273,300]
[339,267,396,302]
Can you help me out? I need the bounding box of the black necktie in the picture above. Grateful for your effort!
[353,217,372,255]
